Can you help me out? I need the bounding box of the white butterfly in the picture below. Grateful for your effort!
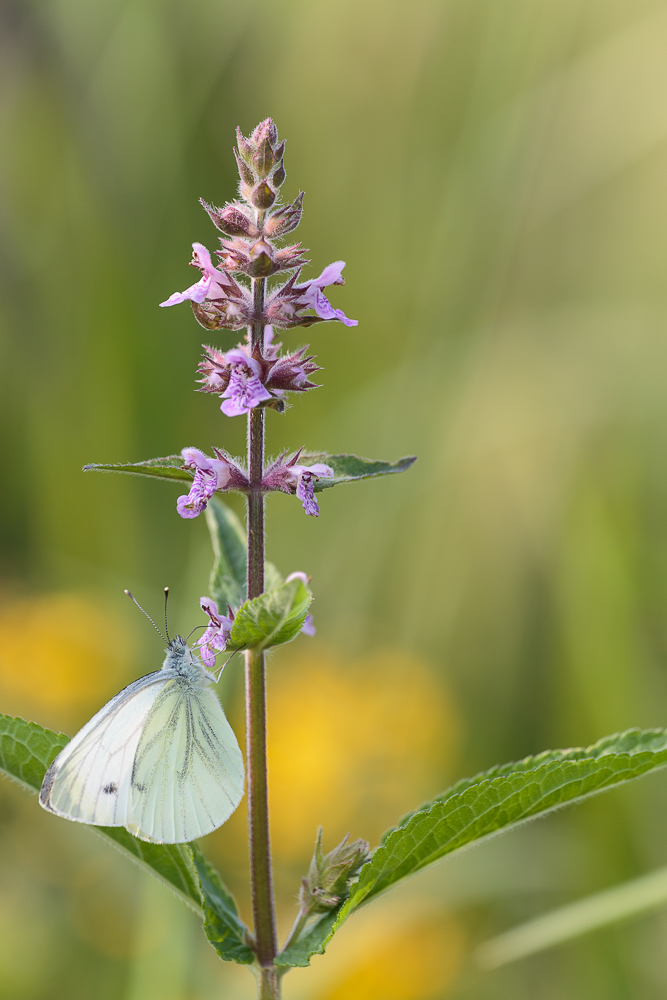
[39,635,244,843]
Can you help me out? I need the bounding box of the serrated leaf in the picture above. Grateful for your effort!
[275,907,343,968]
[326,728,667,945]
[298,452,416,492]
[205,496,283,612]
[228,579,311,651]
[191,844,256,964]
[0,714,202,912]
[84,454,192,483]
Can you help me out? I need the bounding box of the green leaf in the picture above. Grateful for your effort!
[326,728,667,944]
[98,830,202,913]
[477,864,667,969]
[276,908,343,968]
[298,452,416,492]
[83,452,417,499]
[206,496,248,611]
[205,496,283,612]
[191,844,256,965]
[83,454,193,484]
[0,714,202,913]
[228,579,311,651]
[0,713,70,790]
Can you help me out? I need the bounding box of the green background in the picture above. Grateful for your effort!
[4,0,667,997]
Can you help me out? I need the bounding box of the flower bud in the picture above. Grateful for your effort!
[271,161,286,189]
[251,117,278,146]
[251,180,276,210]
[235,126,254,165]
[253,135,276,179]
[234,149,255,188]
[264,193,304,238]
[247,239,276,277]
[191,299,250,331]
[200,199,259,238]
[299,830,370,915]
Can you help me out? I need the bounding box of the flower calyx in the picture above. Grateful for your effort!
[198,337,321,418]
[176,447,249,519]
[160,243,252,331]
[216,235,308,279]
[265,263,358,329]
[262,450,334,516]
[299,829,370,916]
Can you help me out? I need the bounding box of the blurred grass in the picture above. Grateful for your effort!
[4,0,667,997]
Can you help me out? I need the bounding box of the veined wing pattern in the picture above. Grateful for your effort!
[40,673,164,826]
[127,675,244,843]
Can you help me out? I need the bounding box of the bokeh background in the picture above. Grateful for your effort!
[3,0,667,996]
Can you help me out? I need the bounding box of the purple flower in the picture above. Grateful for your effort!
[290,464,333,515]
[160,243,237,307]
[176,447,248,519]
[300,614,316,637]
[263,458,334,516]
[197,597,234,667]
[295,262,357,327]
[265,262,358,329]
[219,349,272,417]
[198,340,320,415]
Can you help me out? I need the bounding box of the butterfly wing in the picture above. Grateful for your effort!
[40,673,165,826]
[127,677,244,843]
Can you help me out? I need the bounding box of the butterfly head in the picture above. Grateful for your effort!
[163,635,202,678]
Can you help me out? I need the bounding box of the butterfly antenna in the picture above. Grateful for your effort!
[124,590,167,642]
[186,624,208,641]
[164,587,170,642]
[215,649,240,682]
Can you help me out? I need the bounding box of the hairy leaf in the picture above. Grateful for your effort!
[83,454,192,483]
[228,579,311,651]
[205,496,283,612]
[326,728,667,945]
[276,908,343,968]
[84,453,416,501]
[0,715,202,912]
[192,845,255,964]
[298,452,416,492]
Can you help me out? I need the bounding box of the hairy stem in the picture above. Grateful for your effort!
[246,273,279,990]
[257,966,280,999]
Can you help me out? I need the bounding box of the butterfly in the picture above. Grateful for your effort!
[39,603,244,844]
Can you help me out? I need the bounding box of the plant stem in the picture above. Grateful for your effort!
[245,647,276,968]
[258,966,280,999]
[246,272,279,991]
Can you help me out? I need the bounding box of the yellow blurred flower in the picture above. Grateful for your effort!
[266,645,459,861]
[316,916,465,1000]
[0,592,131,730]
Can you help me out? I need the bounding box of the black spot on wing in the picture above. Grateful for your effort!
[102,782,118,795]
